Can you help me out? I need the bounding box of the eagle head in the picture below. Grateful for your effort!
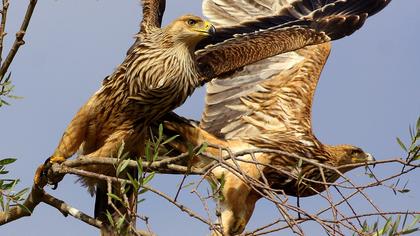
[330,145,374,172]
[164,15,215,48]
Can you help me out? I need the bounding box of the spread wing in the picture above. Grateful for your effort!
[196,0,391,78]
[140,0,166,34]
[199,0,390,142]
[201,44,331,143]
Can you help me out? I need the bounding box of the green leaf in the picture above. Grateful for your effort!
[398,189,410,194]
[362,220,368,232]
[0,194,4,211]
[401,228,419,235]
[181,182,194,190]
[373,221,379,231]
[162,134,179,145]
[396,138,407,152]
[382,217,393,234]
[158,123,163,140]
[138,188,148,195]
[2,179,19,191]
[219,173,226,190]
[197,143,208,155]
[297,158,303,168]
[389,216,400,236]
[14,188,29,200]
[0,158,16,165]
[208,180,217,193]
[143,172,155,185]
[105,211,115,226]
[407,215,420,229]
[17,203,31,214]
[127,173,139,192]
[145,141,151,162]
[115,215,126,230]
[116,160,130,176]
[137,158,143,176]
[117,141,125,159]
[107,193,122,202]
[153,148,159,162]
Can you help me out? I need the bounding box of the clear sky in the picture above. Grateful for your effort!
[0,0,419,235]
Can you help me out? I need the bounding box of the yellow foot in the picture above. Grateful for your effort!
[33,164,46,186]
[49,156,66,163]
[33,156,66,189]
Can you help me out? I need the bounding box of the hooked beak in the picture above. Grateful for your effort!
[199,21,216,36]
[365,153,375,162]
[207,24,216,36]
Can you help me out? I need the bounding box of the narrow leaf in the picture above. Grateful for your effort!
[162,135,179,145]
[116,160,130,176]
[107,193,122,202]
[143,172,155,185]
[117,141,125,159]
[0,158,16,165]
[197,143,208,155]
[401,228,419,235]
[396,138,407,152]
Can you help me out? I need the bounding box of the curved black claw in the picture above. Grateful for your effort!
[40,157,61,190]
[51,183,58,190]
[41,157,52,177]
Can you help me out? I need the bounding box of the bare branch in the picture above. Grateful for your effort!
[0,0,38,78]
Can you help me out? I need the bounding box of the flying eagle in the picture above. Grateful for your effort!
[158,0,390,235]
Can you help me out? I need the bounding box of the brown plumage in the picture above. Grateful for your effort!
[33,0,353,232]
[161,43,374,235]
[156,0,390,235]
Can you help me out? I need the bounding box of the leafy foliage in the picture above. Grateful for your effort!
[360,214,420,236]
[0,73,21,107]
[0,158,29,215]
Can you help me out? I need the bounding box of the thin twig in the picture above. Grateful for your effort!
[0,0,38,78]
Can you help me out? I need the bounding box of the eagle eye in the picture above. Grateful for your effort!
[187,19,197,26]
[350,149,362,155]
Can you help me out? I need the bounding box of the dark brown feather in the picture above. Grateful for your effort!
[196,26,329,79]
[140,0,166,34]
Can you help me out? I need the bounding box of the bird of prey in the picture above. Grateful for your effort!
[158,0,390,235]
[32,0,352,231]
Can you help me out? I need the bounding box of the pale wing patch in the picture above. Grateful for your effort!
[201,52,304,139]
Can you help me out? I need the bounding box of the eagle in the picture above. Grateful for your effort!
[157,0,390,235]
[33,0,389,234]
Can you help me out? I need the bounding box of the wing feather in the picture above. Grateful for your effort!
[197,26,329,79]
[201,43,331,141]
[140,0,166,34]
[198,0,390,141]
[197,0,391,78]
[199,0,391,44]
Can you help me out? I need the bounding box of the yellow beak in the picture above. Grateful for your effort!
[197,21,216,36]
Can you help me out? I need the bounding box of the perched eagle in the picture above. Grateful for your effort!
[157,0,390,235]
[33,0,390,234]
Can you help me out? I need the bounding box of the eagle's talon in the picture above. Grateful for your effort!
[34,156,65,188]
[51,182,58,190]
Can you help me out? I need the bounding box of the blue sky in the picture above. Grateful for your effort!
[0,0,419,235]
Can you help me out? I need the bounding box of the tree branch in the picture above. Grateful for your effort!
[0,0,37,78]
[0,185,101,228]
